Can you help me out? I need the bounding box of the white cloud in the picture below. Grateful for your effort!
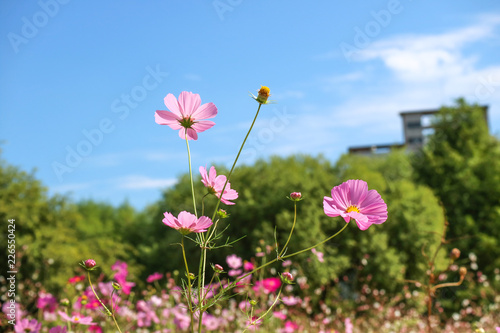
[356,16,500,82]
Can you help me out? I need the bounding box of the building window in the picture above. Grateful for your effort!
[408,137,423,144]
[406,121,421,129]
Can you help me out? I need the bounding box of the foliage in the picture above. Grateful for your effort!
[412,98,500,275]
[0,156,137,295]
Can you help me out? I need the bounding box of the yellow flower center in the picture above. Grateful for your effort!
[258,86,270,98]
[346,205,360,213]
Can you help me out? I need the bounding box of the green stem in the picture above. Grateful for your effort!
[197,248,207,333]
[279,201,297,258]
[197,103,263,332]
[235,222,350,285]
[87,272,123,333]
[186,135,198,217]
[244,286,283,333]
[181,236,195,332]
[209,103,262,227]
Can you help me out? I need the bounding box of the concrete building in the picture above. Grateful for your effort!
[348,106,489,154]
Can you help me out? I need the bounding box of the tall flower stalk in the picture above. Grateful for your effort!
[154,87,388,333]
[196,93,265,332]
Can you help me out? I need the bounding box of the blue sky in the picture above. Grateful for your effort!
[1,1,499,210]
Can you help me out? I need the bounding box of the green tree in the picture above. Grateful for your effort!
[412,98,500,274]
[141,152,447,297]
[0,154,139,295]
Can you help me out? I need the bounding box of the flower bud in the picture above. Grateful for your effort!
[112,282,122,290]
[249,300,257,306]
[60,298,70,307]
[257,86,270,104]
[289,192,302,201]
[80,295,88,305]
[450,248,461,260]
[85,259,96,268]
[217,209,229,219]
[281,272,294,284]
[214,264,224,273]
[459,267,467,277]
[188,273,195,280]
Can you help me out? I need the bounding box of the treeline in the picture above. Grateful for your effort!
[1,99,499,304]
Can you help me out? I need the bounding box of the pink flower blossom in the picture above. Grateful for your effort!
[273,311,287,320]
[253,277,282,293]
[15,319,41,333]
[111,261,136,295]
[58,311,95,325]
[228,269,242,277]
[345,318,353,333]
[155,91,217,140]
[172,306,191,330]
[89,326,102,333]
[311,248,325,263]
[37,292,58,312]
[323,179,387,230]
[281,296,301,306]
[162,211,213,235]
[244,261,254,271]
[226,254,243,269]
[200,166,238,205]
[280,320,300,333]
[49,326,68,333]
[202,313,220,331]
[137,300,160,327]
[146,272,163,283]
[68,275,85,284]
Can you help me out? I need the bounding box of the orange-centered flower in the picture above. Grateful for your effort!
[346,205,360,213]
[257,86,271,104]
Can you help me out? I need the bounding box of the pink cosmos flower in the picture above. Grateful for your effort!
[146,272,163,283]
[323,179,387,230]
[111,261,136,295]
[163,211,213,235]
[280,321,299,333]
[200,166,238,205]
[58,311,95,325]
[281,296,301,306]
[253,277,282,293]
[49,326,68,333]
[244,261,254,271]
[68,275,85,284]
[273,311,287,320]
[155,91,217,140]
[345,318,353,333]
[226,254,243,269]
[15,319,42,333]
[37,292,58,312]
[202,313,220,331]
